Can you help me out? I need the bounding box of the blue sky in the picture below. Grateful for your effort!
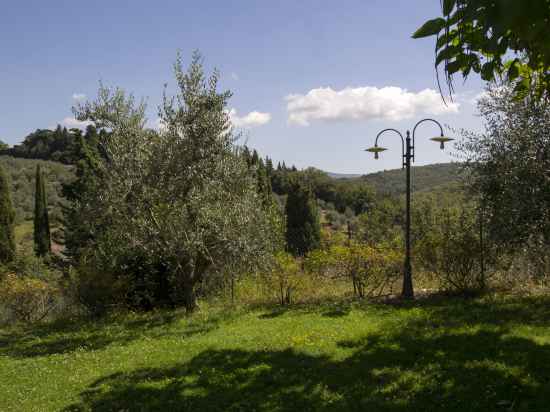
[1,0,485,173]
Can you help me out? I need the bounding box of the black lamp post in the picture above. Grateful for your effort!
[365,118,453,299]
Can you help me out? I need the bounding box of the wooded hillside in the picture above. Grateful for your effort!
[0,156,73,224]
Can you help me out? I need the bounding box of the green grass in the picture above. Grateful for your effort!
[1,295,550,411]
[14,221,33,249]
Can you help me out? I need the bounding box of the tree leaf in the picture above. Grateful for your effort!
[481,62,496,81]
[436,30,458,50]
[506,59,520,81]
[412,18,447,38]
[436,46,461,66]
[443,0,456,16]
[445,60,463,75]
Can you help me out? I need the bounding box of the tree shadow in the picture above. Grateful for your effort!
[258,308,289,319]
[0,310,223,359]
[257,298,356,320]
[64,297,550,411]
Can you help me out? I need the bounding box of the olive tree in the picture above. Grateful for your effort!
[73,52,281,312]
[457,85,550,280]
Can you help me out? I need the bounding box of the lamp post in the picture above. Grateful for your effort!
[365,118,453,299]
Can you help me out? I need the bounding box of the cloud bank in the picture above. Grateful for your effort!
[229,109,271,128]
[286,86,460,126]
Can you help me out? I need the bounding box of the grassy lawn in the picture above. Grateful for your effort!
[1,295,550,411]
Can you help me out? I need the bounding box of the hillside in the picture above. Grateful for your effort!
[326,172,362,179]
[0,156,73,224]
[351,162,464,197]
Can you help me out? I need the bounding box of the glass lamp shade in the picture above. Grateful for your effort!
[430,136,454,150]
[365,146,387,159]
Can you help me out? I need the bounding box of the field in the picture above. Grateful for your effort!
[1,294,550,411]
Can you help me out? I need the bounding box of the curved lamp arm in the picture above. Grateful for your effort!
[374,128,405,164]
[411,118,444,162]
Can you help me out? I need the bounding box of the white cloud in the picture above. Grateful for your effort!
[59,117,92,129]
[72,93,87,101]
[229,109,271,128]
[230,72,239,81]
[286,86,460,126]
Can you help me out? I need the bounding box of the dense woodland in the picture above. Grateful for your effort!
[0,125,106,165]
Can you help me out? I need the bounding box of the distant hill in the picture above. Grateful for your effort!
[337,163,464,197]
[326,172,362,179]
[0,156,73,224]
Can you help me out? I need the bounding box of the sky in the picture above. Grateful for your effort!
[1,0,486,174]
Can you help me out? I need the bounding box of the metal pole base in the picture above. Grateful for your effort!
[401,259,414,299]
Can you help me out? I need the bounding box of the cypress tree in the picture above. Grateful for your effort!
[284,179,321,256]
[265,157,273,176]
[251,149,260,165]
[0,163,16,263]
[256,163,273,208]
[33,165,51,256]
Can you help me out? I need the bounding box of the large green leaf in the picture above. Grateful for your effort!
[436,46,461,66]
[412,18,447,38]
[445,60,464,75]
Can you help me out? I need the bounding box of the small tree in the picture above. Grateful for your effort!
[0,163,16,263]
[33,165,51,257]
[416,205,491,293]
[285,180,321,256]
[72,51,281,313]
[305,243,401,298]
[269,252,301,305]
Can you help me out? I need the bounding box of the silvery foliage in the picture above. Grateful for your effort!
[458,84,550,249]
[74,52,281,296]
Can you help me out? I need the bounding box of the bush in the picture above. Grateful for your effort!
[0,273,61,323]
[264,252,304,305]
[0,252,71,323]
[416,206,489,293]
[305,242,402,298]
[69,263,131,317]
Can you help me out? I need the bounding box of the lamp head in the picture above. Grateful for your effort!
[430,135,454,150]
[365,145,387,160]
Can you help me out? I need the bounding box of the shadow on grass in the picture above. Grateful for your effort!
[258,293,550,327]
[256,297,357,320]
[64,296,550,412]
[0,310,224,359]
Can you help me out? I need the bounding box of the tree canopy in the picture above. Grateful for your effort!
[4,125,106,164]
[458,85,550,253]
[69,52,282,312]
[285,179,321,256]
[413,0,550,98]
